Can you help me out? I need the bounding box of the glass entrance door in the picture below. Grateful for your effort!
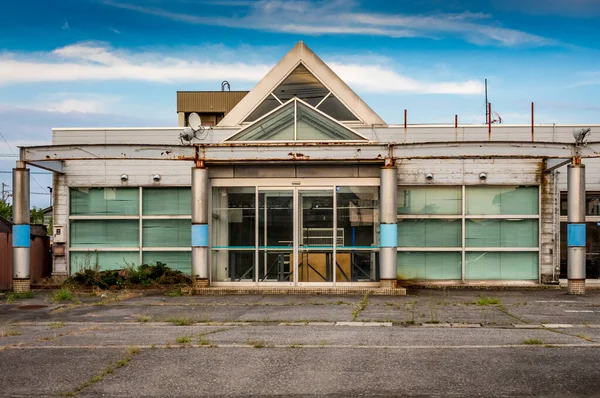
[298,189,335,283]
[258,190,294,282]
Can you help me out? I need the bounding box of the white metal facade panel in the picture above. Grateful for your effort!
[397,159,542,186]
[63,160,194,187]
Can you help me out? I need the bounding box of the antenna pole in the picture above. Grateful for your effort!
[484,78,488,125]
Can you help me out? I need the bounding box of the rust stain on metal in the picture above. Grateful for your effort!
[288,152,310,160]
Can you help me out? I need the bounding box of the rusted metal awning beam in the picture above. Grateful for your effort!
[18,141,600,163]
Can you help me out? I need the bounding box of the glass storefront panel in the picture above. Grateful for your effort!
[143,188,191,215]
[258,190,293,282]
[466,219,538,248]
[70,220,139,248]
[466,186,538,215]
[398,219,461,247]
[559,222,600,279]
[70,188,138,215]
[299,190,334,282]
[142,251,191,274]
[336,186,379,281]
[143,219,191,247]
[211,250,255,282]
[70,251,139,273]
[211,187,255,282]
[398,186,461,215]
[397,251,461,280]
[465,252,538,280]
[560,192,600,216]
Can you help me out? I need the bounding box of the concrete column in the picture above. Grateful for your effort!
[567,163,586,295]
[191,167,209,288]
[379,165,398,288]
[12,161,30,292]
[178,112,186,127]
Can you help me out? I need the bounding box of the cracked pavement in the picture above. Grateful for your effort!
[1,288,600,397]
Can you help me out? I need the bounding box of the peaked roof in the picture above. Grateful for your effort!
[217,41,386,127]
[224,98,369,142]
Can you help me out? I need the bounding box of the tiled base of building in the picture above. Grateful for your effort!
[568,279,586,295]
[194,279,210,289]
[12,279,31,292]
[191,286,406,296]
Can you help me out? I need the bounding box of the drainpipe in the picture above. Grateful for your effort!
[191,161,209,289]
[379,160,398,289]
[12,161,30,292]
[567,158,585,295]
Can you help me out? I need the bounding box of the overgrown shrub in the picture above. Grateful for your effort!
[65,262,191,289]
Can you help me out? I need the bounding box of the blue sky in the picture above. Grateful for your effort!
[1,0,600,207]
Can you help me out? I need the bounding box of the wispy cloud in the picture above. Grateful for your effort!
[101,0,554,47]
[0,42,482,94]
[0,42,271,85]
[61,18,70,30]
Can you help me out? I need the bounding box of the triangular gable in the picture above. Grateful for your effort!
[225,98,369,142]
[218,41,386,127]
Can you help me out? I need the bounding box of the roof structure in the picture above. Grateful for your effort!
[224,97,369,142]
[217,41,386,127]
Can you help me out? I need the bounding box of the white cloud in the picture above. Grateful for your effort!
[0,42,272,85]
[101,0,554,47]
[0,42,482,95]
[61,19,70,30]
[330,63,483,94]
[45,99,108,114]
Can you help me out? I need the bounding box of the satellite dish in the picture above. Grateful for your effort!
[188,113,202,130]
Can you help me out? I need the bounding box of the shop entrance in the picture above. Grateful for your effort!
[211,180,380,286]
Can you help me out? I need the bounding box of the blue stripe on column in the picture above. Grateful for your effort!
[568,223,586,247]
[192,224,209,247]
[13,224,30,248]
[380,224,398,248]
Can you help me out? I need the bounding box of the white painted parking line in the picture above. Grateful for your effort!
[536,300,576,303]
[564,310,594,313]
[543,324,574,328]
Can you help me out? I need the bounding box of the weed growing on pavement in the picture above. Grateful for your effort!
[64,346,141,396]
[477,295,500,306]
[289,342,303,348]
[168,317,194,326]
[248,340,266,348]
[4,291,34,302]
[198,338,210,346]
[0,328,21,337]
[48,322,64,329]
[136,316,151,323]
[522,338,545,345]
[576,334,593,342]
[52,288,75,303]
[176,336,191,345]
[352,293,370,321]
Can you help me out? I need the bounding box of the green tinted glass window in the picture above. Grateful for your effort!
[70,188,138,215]
[70,220,139,248]
[397,252,461,280]
[398,187,462,215]
[142,251,191,274]
[466,186,538,215]
[143,188,191,215]
[143,219,191,247]
[465,252,538,280]
[70,251,139,273]
[397,219,461,247]
[466,219,538,247]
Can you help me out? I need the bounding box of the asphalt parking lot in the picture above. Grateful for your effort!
[2,288,600,397]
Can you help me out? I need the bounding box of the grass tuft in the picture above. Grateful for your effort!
[176,336,191,345]
[52,287,75,303]
[523,338,545,345]
[477,295,500,306]
[168,317,194,326]
[248,340,266,348]
[48,322,64,329]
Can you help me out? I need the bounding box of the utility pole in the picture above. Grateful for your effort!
[1,182,6,202]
